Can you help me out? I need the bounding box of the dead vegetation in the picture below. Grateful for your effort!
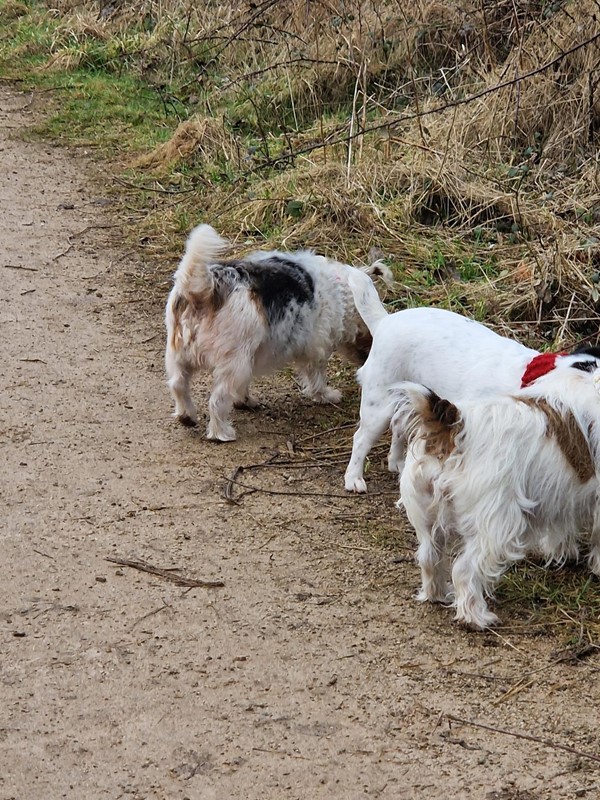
[31,0,600,344]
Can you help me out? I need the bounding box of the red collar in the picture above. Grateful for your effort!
[521,352,566,388]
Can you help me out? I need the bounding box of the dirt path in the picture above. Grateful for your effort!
[2,88,600,800]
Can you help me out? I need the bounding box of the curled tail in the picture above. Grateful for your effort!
[346,263,391,334]
[391,382,462,457]
[173,224,230,298]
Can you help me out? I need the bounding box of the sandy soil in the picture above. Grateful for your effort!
[2,87,600,800]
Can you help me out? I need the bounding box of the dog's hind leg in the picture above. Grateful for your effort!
[207,360,255,442]
[451,540,501,629]
[387,426,407,476]
[296,361,342,404]
[344,388,394,493]
[166,346,198,427]
[233,376,260,410]
[400,460,453,603]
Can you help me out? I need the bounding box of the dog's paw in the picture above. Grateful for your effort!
[387,454,404,474]
[234,396,260,411]
[588,547,600,576]
[177,414,198,427]
[324,388,342,404]
[344,475,367,493]
[455,607,500,630]
[416,584,454,605]
[206,422,237,442]
[311,387,342,404]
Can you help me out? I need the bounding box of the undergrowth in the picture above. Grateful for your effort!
[2,0,600,644]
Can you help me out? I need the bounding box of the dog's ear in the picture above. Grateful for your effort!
[430,393,460,427]
[417,391,462,457]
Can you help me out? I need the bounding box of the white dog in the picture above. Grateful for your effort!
[165,224,392,441]
[344,266,597,492]
[394,358,600,629]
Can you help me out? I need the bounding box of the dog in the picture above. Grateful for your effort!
[165,224,392,441]
[394,356,600,629]
[343,265,600,492]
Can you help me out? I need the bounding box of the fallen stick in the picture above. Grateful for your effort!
[446,714,600,764]
[106,556,224,588]
[221,474,397,500]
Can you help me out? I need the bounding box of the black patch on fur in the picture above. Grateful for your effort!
[571,345,600,359]
[209,256,315,324]
[178,415,197,427]
[247,256,315,324]
[572,360,598,373]
[428,390,460,427]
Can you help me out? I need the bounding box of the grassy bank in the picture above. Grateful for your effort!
[3,0,600,343]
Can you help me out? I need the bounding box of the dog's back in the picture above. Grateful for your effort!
[359,306,536,396]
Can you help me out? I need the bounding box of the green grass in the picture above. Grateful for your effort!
[30,72,175,151]
[0,2,180,153]
[496,561,600,644]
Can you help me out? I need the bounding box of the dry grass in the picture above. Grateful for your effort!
[44,0,594,345]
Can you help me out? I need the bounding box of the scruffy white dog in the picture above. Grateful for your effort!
[344,266,597,492]
[165,224,391,441]
[395,356,600,630]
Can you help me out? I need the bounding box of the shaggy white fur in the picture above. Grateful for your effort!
[344,266,599,492]
[165,224,391,441]
[395,363,600,629]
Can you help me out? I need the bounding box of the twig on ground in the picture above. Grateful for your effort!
[223,466,246,504]
[111,175,197,195]
[220,474,396,499]
[106,556,225,588]
[33,548,55,559]
[136,333,160,344]
[3,264,38,271]
[51,241,73,261]
[72,224,121,236]
[132,598,171,627]
[446,714,600,765]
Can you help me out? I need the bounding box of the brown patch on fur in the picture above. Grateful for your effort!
[189,287,226,315]
[249,289,268,324]
[339,326,372,365]
[170,295,188,351]
[419,391,463,458]
[171,287,227,351]
[518,397,594,482]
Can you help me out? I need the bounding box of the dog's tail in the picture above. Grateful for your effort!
[173,224,230,298]
[346,263,391,334]
[391,382,462,455]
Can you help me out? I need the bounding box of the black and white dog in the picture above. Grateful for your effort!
[165,224,392,441]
